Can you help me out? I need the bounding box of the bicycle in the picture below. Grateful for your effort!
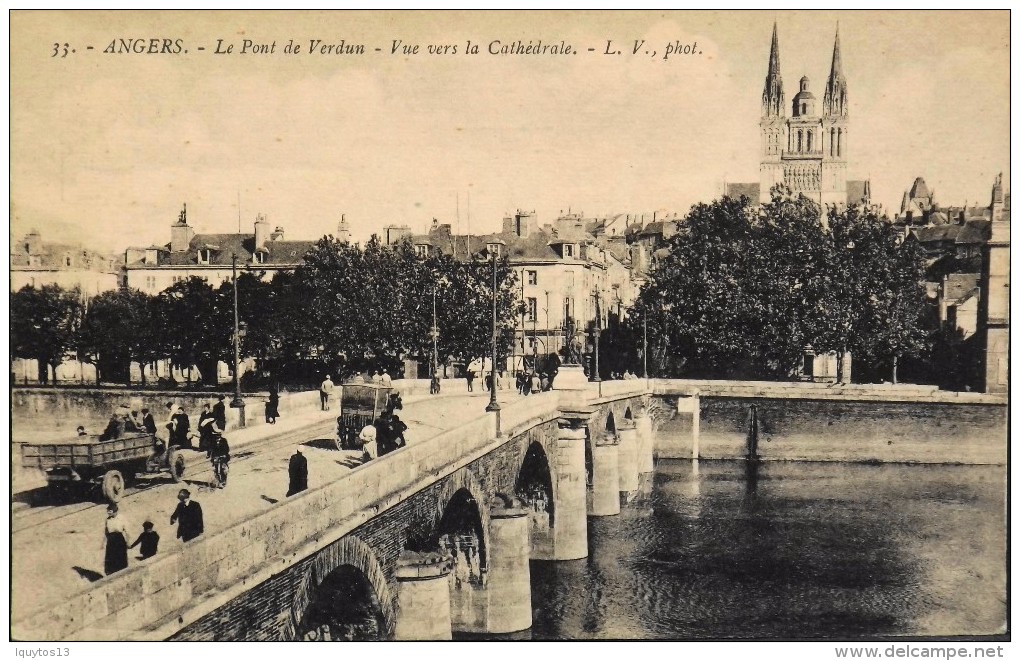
[211,456,229,488]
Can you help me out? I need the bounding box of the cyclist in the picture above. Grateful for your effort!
[209,433,231,488]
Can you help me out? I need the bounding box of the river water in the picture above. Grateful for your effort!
[493,460,1005,640]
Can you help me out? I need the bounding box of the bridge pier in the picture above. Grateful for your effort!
[617,419,639,493]
[676,390,701,459]
[547,410,589,560]
[485,500,532,633]
[394,553,453,640]
[589,435,621,516]
[636,410,654,474]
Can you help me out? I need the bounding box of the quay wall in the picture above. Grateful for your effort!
[651,380,1007,465]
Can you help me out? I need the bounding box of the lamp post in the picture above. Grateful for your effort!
[592,288,602,397]
[485,242,503,430]
[230,254,246,427]
[431,285,439,382]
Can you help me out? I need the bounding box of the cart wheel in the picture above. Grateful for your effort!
[169,448,186,483]
[101,470,125,503]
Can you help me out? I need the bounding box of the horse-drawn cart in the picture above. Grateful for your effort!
[335,383,400,451]
[21,432,189,503]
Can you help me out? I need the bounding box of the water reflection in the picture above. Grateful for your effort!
[522,460,1006,640]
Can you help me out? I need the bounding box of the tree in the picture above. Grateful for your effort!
[628,188,930,382]
[155,277,230,385]
[10,285,84,384]
[814,204,930,382]
[76,288,154,385]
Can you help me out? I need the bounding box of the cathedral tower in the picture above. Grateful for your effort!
[756,26,851,208]
[759,23,786,196]
[820,25,849,207]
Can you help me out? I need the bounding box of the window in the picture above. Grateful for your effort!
[565,270,575,290]
[563,244,574,258]
[146,276,156,290]
[64,255,72,267]
[415,244,429,258]
[563,297,573,323]
[487,242,503,257]
[198,249,211,264]
[526,297,537,321]
[253,251,265,264]
[526,270,537,285]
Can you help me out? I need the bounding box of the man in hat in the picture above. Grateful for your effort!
[212,394,227,432]
[320,374,335,411]
[170,489,204,542]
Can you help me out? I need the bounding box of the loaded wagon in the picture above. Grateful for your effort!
[336,383,400,451]
[21,432,190,503]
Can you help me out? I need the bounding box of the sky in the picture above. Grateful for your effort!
[9,10,1011,253]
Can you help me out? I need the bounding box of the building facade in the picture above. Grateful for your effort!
[10,229,120,295]
[405,210,639,373]
[123,205,319,293]
[978,174,1010,394]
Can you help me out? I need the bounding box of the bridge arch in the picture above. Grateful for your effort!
[287,534,394,641]
[516,439,555,527]
[405,467,491,576]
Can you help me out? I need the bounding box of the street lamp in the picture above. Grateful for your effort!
[431,285,439,383]
[592,287,602,397]
[230,254,246,427]
[485,241,503,429]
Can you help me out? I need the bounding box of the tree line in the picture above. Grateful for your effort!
[11,236,522,388]
[12,192,941,388]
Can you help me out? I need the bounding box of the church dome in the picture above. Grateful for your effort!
[792,76,816,116]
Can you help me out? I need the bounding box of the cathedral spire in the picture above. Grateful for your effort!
[823,24,848,117]
[761,22,785,118]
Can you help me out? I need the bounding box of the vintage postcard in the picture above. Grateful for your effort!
[8,9,1010,653]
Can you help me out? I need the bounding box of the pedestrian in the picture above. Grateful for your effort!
[266,386,280,424]
[129,521,160,560]
[430,371,441,395]
[320,374,334,411]
[391,414,408,449]
[141,407,157,435]
[531,372,541,394]
[375,412,395,456]
[197,403,217,453]
[372,371,383,384]
[170,489,204,542]
[359,423,378,462]
[287,448,308,497]
[380,369,392,386]
[102,503,130,576]
[465,369,474,392]
[212,395,227,432]
[171,406,192,449]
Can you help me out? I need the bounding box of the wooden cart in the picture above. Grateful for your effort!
[21,432,189,503]
[336,383,394,451]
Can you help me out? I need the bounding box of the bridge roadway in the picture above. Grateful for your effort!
[11,388,522,626]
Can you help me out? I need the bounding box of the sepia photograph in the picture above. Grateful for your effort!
[7,8,1011,652]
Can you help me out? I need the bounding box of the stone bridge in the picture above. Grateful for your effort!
[14,377,654,641]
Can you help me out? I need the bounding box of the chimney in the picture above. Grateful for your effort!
[337,214,351,243]
[270,226,285,241]
[254,213,269,248]
[514,210,535,238]
[502,215,514,234]
[170,204,194,253]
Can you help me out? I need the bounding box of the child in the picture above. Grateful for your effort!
[129,521,160,560]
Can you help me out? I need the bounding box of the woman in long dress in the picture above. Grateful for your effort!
[103,503,130,576]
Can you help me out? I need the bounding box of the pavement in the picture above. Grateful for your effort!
[11,386,523,621]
